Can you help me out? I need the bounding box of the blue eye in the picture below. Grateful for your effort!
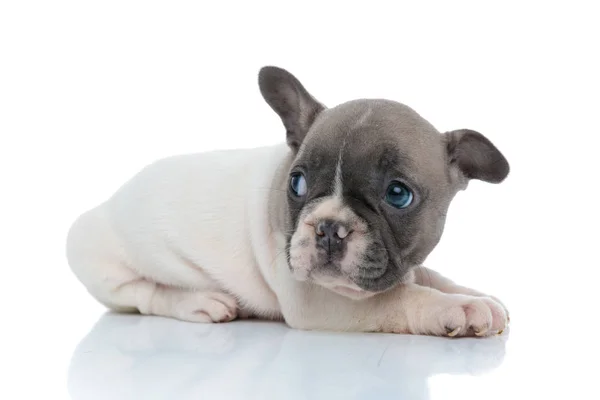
[290,173,307,197]
[385,181,413,209]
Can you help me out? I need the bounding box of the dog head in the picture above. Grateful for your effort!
[259,66,509,300]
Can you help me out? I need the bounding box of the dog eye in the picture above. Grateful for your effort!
[290,173,307,197]
[385,181,413,209]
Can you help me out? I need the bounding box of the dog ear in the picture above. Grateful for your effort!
[259,66,325,153]
[445,129,510,184]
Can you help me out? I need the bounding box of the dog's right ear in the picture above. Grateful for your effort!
[259,66,325,153]
[445,129,510,184]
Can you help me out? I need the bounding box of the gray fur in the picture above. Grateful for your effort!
[259,66,325,153]
[259,66,509,294]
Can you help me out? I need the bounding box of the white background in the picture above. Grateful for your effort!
[1,1,599,399]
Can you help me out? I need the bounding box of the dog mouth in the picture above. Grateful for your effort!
[331,284,367,297]
[311,274,375,299]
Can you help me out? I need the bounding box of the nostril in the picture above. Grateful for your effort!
[315,220,351,241]
[316,221,333,238]
[315,221,330,237]
[315,223,324,236]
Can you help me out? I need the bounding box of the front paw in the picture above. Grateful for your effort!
[174,291,239,323]
[489,295,510,323]
[425,295,508,338]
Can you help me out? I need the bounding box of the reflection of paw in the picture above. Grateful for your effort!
[187,324,237,354]
[174,292,238,323]
[444,333,508,374]
[423,294,508,338]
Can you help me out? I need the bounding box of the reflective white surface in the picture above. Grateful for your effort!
[5,296,600,400]
[69,314,509,400]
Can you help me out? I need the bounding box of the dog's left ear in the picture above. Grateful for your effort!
[259,66,325,153]
[445,129,510,184]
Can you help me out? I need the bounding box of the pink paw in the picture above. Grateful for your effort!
[442,296,508,337]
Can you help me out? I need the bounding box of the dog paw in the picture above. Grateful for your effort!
[489,295,510,323]
[427,295,508,338]
[174,291,238,323]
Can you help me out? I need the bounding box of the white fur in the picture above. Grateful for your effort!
[67,144,508,336]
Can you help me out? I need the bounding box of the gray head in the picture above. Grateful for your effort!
[259,66,509,300]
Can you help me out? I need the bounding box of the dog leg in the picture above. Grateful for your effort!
[413,266,509,321]
[279,281,507,337]
[71,260,239,323]
[67,206,238,323]
[111,279,239,323]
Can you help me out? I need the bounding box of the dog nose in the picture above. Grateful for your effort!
[315,220,350,254]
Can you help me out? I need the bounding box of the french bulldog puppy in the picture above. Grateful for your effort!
[67,66,510,337]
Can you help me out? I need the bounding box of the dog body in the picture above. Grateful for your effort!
[67,67,510,337]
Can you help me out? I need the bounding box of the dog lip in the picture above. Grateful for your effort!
[332,284,365,296]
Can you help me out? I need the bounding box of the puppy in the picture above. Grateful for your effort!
[66,66,510,337]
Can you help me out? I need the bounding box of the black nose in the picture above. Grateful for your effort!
[315,220,349,255]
